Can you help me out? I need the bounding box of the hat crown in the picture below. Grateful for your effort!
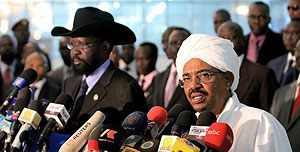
[72,7,114,30]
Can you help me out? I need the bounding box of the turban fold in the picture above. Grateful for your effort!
[175,34,239,91]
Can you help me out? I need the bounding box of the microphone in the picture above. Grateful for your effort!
[59,111,106,152]
[170,110,197,137]
[87,124,109,152]
[0,68,37,115]
[145,106,167,140]
[187,111,216,147]
[37,93,73,145]
[204,122,234,152]
[121,111,148,136]
[120,135,144,151]
[138,139,160,152]
[11,100,45,151]
[4,87,31,151]
[170,138,201,152]
[156,104,188,140]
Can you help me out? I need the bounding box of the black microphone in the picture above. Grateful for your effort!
[170,110,197,137]
[37,93,73,146]
[138,139,160,152]
[4,87,31,151]
[0,68,37,115]
[10,100,46,152]
[87,124,109,151]
[156,104,188,139]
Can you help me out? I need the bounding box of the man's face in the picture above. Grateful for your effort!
[213,13,229,33]
[294,39,300,72]
[182,58,232,115]
[162,30,173,59]
[282,23,300,55]
[121,44,134,64]
[218,26,243,56]
[70,37,109,75]
[13,25,30,45]
[135,46,155,75]
[25,54,46,82]
[248,4,270,36]
[288,0,300,20]
[0,37,14,64]
[167,30,185,62]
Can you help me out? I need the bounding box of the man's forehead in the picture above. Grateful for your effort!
[71,37,98,41]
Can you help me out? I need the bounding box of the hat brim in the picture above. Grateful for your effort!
[51,22,136,45]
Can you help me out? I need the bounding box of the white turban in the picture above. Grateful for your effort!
[175,34,240,91]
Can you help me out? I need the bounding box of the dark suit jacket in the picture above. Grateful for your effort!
[137,77,154,110]
[149,64,194,112]
[267,54,298,86]
[244,28,286,65]
[276,81,300,151]
[37,80,61,102]
[61,63,147,134]
[235,59,279,111]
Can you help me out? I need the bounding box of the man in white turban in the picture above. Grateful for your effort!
[176,34,292,151]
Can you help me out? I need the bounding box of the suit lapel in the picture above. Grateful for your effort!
[167,85,182,110]
[156,66,171,107]
[79,64,114,114]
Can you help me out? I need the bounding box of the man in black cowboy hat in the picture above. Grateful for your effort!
[51,7,147,134]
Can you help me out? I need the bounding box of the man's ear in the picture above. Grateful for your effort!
[102,41,111,51]
[224,71,234,91]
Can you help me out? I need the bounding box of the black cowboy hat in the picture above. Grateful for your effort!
[51,7,136,45]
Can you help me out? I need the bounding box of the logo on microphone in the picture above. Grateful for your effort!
[207,129,220,135]
[140,141,154,150]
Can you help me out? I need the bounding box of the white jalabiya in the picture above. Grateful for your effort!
[217,93,292,152]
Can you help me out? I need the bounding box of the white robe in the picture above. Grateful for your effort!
[217,93,292,152]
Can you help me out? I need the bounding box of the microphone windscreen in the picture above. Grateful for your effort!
[167,104,188,119]
[16,86,31,101]
[205,122,234,152]
[13,98,29,112]
[54,94,73,109]
[196,111,216,126]
[121,111,148,135]
[175,110,197,128]
[28,100,45,116]
[20,68,37,85]
[147,106,167,128]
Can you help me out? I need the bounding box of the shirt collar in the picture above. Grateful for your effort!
[139,70,158,90]
[83,59,110,94]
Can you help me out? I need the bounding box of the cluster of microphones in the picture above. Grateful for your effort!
[0,68,234,152]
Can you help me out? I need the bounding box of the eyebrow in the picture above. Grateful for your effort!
[182,69,212,77]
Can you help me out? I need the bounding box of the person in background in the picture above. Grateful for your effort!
[119,43,137,78]
[150,27,194,111]
[135,42,158,108]
[267,20,300,87]
[51,6,147,133]
[213,9,231,34]
[12,19,30,59]
[47,37,74,86]
[24,52,61,102]
[109,46,120,68]
[0,35,24,84]
[276,38,300,152]
[288,0,300,21]
[245,1,286,65]
[22,42,52,72]
[176,33,292,151]
[218,21,278,111]
[161,26,178,59]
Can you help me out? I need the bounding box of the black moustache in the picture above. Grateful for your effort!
[190,88,208,96]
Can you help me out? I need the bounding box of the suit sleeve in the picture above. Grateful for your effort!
[260,68,279,111]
